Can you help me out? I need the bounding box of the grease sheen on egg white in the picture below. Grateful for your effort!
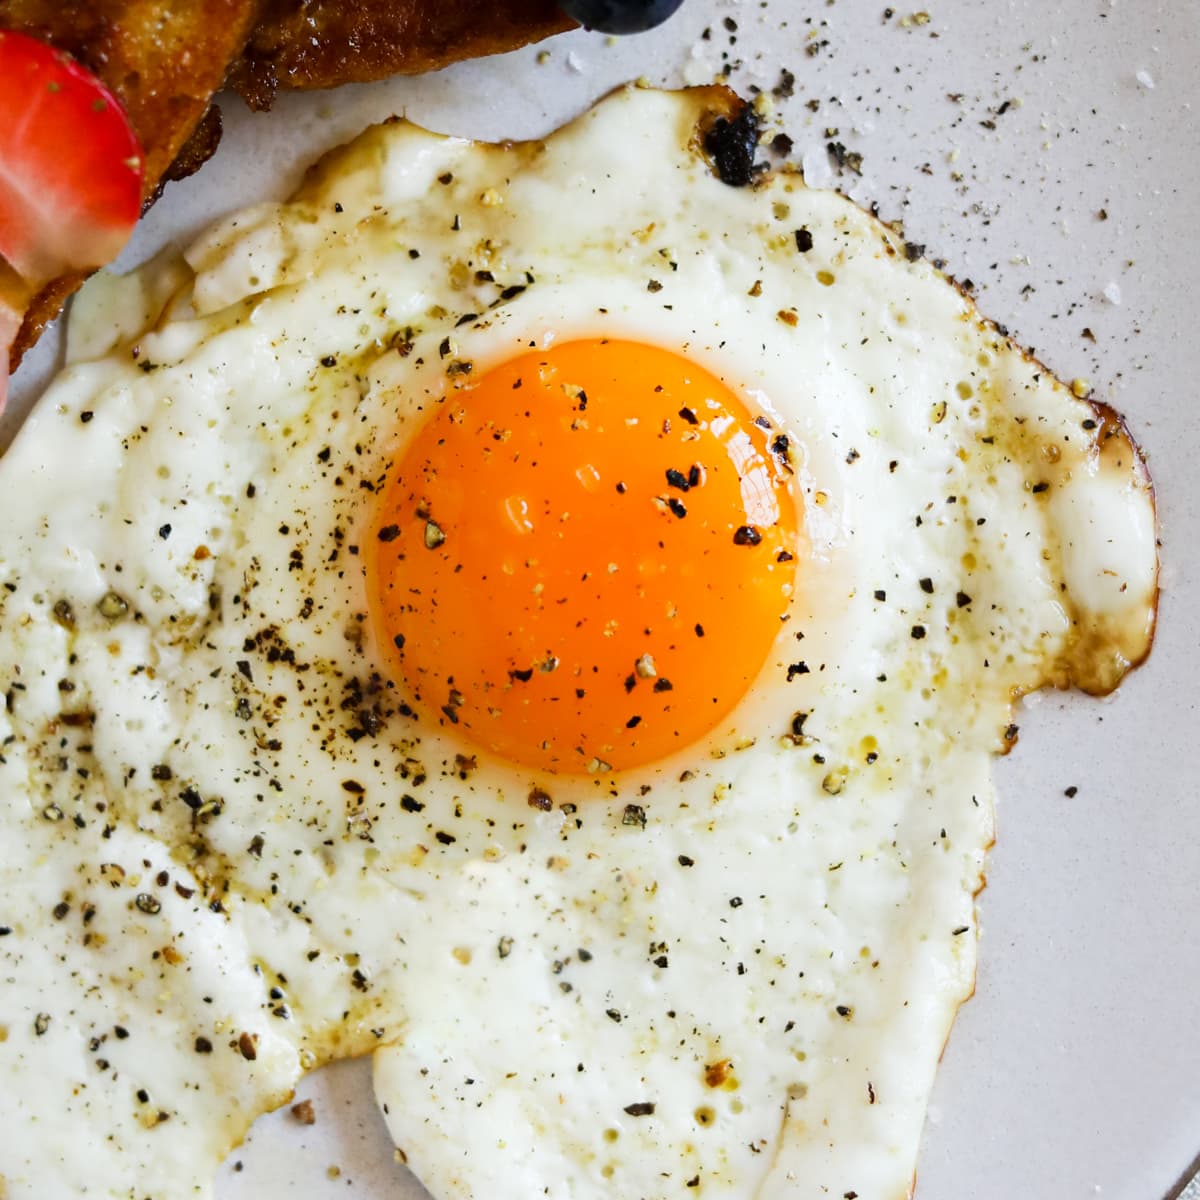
[0,87,1155,1200]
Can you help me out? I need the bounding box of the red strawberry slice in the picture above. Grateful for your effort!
[0,31,144,282]
[0,30,144,408]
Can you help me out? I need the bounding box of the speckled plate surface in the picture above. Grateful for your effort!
[9,3,1199,1197]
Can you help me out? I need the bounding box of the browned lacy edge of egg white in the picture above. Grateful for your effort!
[884,233,1157,705]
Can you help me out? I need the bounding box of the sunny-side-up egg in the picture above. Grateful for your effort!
[0,86,1156,1200]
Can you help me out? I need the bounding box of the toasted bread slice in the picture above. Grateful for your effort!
[231,0,574,110]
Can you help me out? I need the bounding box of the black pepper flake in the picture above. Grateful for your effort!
[625,715,642,728]
[236,660,253,681]
[904,242,925,263]
[827,141,863,174]
[678,406,699,426]
[835,1005,853,1018]
[435,830,456,845]
[652,678,673,693]
[786,662,810,681]
[195,1037,213,1054]
[509,667,534,683]
[956,592,972,608]
[52,901,70,920]
[703,102,762,187]
[606,1008,622,1023]
[919,578,934,594]
[1065,785,1079,798]
[694,623,705,637]
[624,1101,656,1117]
[952,925,970,936]
[527,788,553,812]
[377,524,401,543]
[80,410,94,424]
[320,355,337,368]
[622,803,647,828]
[0,926,13,937]
[1031,481,1050,494]
[733,525,762,546]
[678,855,694,867]
[1003,724,1019,743]
[499,284,526,301]
[238,1032,258,1061]
[158,524,171,539]
[729,896,743,908]
[666,468,690,492]
[794,228,814,253]
[51,598,75,628]
[911,625,927,640]
[666,497,687,519]
[400,795,424,813]
[114,1025,129,1039]
[34,1013,50,1036]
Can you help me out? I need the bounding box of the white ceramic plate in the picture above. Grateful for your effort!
[9,3,1199,1197]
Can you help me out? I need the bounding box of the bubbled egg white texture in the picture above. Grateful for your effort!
[0,87,1156,1200]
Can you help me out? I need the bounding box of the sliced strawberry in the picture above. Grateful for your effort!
[0,31,144,281]
[0,30,144,409]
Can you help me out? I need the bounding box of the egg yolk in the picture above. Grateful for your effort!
[367,338,799,774]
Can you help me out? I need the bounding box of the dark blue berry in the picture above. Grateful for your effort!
[559,0,685,35]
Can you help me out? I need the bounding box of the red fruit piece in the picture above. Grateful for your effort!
[0,30,144,282]
[0,30,145,408]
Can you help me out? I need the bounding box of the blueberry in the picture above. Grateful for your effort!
[559,0,685,34]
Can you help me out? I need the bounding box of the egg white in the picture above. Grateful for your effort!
[0,87,1154,1199]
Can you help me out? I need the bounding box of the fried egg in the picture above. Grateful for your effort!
[0,86,1155,1199]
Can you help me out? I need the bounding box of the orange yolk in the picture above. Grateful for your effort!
[366,339,799,774]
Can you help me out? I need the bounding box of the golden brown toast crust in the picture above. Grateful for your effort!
[231,0,574,110]
[3,0,574,372]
